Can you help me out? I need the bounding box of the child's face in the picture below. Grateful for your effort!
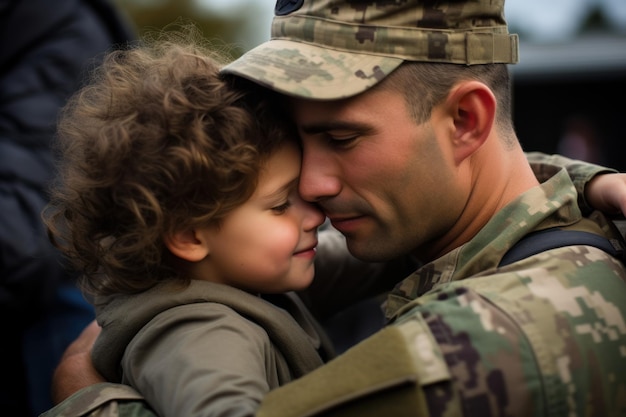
[199,140,325,293]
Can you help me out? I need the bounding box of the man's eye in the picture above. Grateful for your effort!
[327,133,357,142]
[272,201,292,214]
[326,134,358,147]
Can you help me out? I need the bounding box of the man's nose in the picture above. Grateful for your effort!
[298,149,341,203]
[301,200,326,231]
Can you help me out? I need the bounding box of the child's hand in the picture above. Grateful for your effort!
[586,173,626,218]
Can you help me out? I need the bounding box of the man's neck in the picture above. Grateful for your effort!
[419,144,540,262]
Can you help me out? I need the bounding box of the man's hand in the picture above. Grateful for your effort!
[51,320,106,404]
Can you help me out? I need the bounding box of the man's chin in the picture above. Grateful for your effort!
[344,236,393,263]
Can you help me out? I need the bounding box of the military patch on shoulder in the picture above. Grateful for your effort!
[275,0,304,16]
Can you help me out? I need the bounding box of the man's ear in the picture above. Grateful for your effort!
[445,81,496,164]
[163,228,210,262]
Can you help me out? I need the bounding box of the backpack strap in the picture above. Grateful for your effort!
[499,228,626,267]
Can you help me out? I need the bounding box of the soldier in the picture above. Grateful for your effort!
[44,1,626,416]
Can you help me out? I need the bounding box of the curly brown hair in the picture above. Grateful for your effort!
[43,29,294,297]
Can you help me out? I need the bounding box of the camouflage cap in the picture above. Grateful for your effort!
[222,0,519,100]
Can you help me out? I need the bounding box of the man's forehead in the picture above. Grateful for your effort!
[287,82,401,116]
[290,98,402,140]
[287,95,357,127]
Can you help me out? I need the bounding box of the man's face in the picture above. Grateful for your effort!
[291,87,463,262]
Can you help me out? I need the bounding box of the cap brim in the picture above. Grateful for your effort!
[221,39,403,100]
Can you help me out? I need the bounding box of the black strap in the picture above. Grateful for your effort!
[499,228,626,267]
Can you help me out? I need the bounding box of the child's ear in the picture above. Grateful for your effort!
[163,228,210,262]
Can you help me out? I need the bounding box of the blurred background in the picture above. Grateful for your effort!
[112,0,626,171]
[2,2,623,416]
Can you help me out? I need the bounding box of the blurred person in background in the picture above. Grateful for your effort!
[0,0,135,415]
[557,115,607,166]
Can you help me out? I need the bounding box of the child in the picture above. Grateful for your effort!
[43,32,342,417]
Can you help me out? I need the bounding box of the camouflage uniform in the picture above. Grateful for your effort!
[40,1,626,416]
[255,166,626,417]
[40,383,153,417]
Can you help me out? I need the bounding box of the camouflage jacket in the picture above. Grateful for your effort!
[40,160,625,417]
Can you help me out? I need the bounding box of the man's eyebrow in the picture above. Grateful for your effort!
[299,120,366,135]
